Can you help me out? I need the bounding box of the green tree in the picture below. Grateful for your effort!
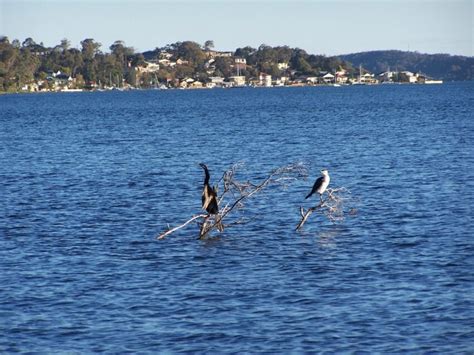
[176,41,206,67]
[204,40,214,51]
[81,38,101,60]
[80,39,101,82]
[60,38,70,52]
[22,37,36,48]
[214,57,233,77]
[235,46,256,59]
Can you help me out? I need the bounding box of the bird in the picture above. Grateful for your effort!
[305,169,330,202]
[199,163,219,214]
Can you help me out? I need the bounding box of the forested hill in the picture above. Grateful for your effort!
[340,50,474,81]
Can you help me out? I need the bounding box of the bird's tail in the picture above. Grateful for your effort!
[305,192,313,199]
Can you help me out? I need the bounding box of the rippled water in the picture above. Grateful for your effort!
[1,84,473,352]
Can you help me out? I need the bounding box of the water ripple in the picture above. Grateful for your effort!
[1,84,473,352]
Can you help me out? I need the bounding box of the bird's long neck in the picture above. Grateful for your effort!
[203,166,210,185]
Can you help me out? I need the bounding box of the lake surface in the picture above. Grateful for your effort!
[1,83,473,353]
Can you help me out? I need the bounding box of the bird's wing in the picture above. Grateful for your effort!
[306,177,323,199]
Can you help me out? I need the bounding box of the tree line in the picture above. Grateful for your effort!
[3,36,466,92]
[0,36,355,92]
[340,50,474,82]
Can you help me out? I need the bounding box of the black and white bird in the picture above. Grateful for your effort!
[305,169,330,202]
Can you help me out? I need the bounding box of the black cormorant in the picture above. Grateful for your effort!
[305,169,330,201]
[199,163,219,214]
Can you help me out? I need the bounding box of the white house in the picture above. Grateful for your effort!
[259,73,272,87]
[322,73,335,84]
[136,61,160,73]
[209,76,225,85]
[401,71,418,83]
[235,57,246,65]
[229,76,246,86]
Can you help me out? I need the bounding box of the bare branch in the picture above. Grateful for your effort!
[156,162,309,240]
[296,187,356,230]
[157,214,208,240]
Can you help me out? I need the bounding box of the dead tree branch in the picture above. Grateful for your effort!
[157,214,208,240]
[157,162,308,240]
[296,187,356,231]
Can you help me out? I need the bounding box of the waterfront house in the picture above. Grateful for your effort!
[322,72,335,84]
[401,71,418,83]
[46,71,74,91]
[229,76,246,86]
[359,72,377,84]
[209,76,225,86]
[21,82,39,92]
[306,76,319,85]
[335,69,348,84]
[259,73,272,87]
[275,76,289,86]
[378,71,394,83]
[189,81,204,88]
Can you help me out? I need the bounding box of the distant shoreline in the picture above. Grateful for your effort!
[1,80,453,96]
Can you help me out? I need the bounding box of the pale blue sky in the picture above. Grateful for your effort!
[1,0,472,56]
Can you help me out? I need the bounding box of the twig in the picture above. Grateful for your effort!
[157,214,208,240]
[296,187,355,230]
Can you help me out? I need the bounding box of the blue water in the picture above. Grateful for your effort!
[1,84,473,352]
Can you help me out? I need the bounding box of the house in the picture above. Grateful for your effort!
[235,57,246,65]
[306,76,319,85]
[277,63,289,70]
[136,61,160,73]
[206,50,233,58]
[291,77,307,86]
[189,81,204,88]
[159,51,173,59]
[205,59,215,69]
[176,59,189,65]
[158,59,172,66]
[378,71,395,83]
[21,82,39,92]
[209,76,225,85]
[259,73,272,87]
[335,69,348,84]
[229,76,246,86]
[321,73,335,84]
[416,74,443,84]
[234,57,246,71]
[401,71,418,83]
[359,72,377,84]
[275,76,289,86]
[46,71,74,90]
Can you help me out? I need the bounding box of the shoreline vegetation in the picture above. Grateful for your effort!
[2,37,467,94]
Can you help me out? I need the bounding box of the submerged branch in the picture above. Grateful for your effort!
[157,162,308,240]
[296,187,356,230]
[157,214,208,240]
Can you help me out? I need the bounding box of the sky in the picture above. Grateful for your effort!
[1,0,472,56]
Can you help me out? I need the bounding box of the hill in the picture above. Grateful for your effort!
[339,50,474,81]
